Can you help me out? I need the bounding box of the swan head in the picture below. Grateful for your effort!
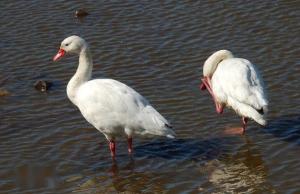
[203,50,233,77]
[53,35,87,61]
[200,50,233,90]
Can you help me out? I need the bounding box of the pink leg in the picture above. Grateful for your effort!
[127,137,133,154]
[201,77,224,114]
[109,140,116,159]
[242,117,248,134]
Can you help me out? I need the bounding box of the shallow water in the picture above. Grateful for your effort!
[1,0,299,193]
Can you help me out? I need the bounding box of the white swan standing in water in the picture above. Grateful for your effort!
[200,50,268,134]
[53,35,175,159]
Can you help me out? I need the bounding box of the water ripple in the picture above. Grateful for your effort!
[1,0,299,193]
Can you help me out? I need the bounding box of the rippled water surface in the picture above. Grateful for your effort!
[1,0,299,193]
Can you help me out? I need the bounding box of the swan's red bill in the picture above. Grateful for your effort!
[53,49,66,61]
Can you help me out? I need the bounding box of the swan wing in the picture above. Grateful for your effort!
[213,58,268,113]
[75,79,174,137]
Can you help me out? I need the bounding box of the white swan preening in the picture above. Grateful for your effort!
[200,50,268,134]
[53,35,175,158]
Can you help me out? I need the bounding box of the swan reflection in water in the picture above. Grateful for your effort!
[72,136,276,193]
[201,137,276,193]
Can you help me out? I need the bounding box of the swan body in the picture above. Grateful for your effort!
[53,35,175,158]
[200,50,268,133]
[75,79,174,138]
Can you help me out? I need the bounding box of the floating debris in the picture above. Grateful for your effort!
[75,9,89,18]
[34,80,52,92]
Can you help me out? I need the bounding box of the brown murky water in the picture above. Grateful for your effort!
[1,0,299,193]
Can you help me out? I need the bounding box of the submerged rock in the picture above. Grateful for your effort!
[75,9,89,18]
[34,80,52,92]
[0,89,10,96]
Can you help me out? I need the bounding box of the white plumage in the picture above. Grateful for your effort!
[75,79,174,138]
[53,35,175,158]
[200,50,268,133]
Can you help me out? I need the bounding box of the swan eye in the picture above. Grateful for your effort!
[65,43,69,46]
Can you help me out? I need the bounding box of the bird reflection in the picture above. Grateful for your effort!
[202,136,276,193]
[75,136,277,193]
[109,156,135,177]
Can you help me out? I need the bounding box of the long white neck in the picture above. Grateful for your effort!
[67,46,93,105]
[203,50,233,78]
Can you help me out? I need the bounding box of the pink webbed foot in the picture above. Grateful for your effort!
[127,137,133,154]
[223,117,248,135]
[223,127,245,135]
